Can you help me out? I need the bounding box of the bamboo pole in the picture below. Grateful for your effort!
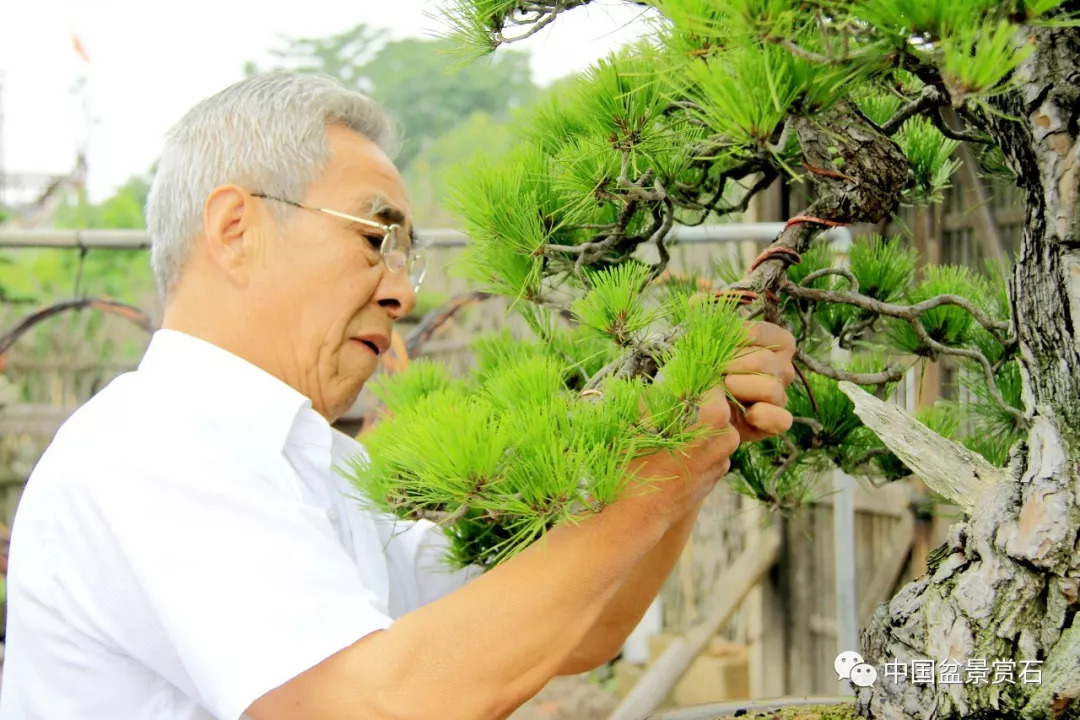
[0,225,853,250]
[0,229,150,249]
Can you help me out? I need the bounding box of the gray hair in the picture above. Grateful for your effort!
[145,71,397,299]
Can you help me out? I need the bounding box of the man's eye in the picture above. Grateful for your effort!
[360,232,382,250]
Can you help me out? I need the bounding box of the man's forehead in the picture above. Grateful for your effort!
[324,126,412,223]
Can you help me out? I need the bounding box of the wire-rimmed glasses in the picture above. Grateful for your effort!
[251,192,427,292]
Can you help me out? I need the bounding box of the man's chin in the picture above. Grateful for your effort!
[315,366,371,424]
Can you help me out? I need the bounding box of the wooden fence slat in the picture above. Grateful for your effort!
[609,529,782,720]
[0,404,74,438]
[784,509,816,695]
[813,479,910,518]
[858,511,916,625]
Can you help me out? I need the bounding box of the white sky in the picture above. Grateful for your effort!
[0,0,653,203]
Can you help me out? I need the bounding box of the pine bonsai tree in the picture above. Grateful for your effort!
[344,2,1080,718]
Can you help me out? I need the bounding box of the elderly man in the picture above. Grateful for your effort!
[1,72,795,720]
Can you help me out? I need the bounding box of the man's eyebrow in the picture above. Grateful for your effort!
[353,194,417,245]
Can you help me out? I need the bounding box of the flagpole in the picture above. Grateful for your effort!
[71,32,91,199]
[0,71,6,208]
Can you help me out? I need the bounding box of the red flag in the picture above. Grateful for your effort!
[72,33,90,63]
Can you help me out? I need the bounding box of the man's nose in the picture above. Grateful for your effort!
[375,268,416,321]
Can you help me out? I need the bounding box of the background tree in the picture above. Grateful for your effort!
[0,175,155,406]
[247,23,538,204]
[0,175,153,303]
[347,1,1080,718]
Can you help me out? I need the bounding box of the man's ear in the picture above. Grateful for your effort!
[201,185,262,287]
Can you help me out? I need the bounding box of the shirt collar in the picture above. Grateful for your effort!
[137,329,332,453]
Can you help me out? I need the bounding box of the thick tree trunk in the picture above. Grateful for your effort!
[855,21,1080,720]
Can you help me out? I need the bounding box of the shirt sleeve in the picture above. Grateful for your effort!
[68,447,394,720]
[331,432,481,612]
[371,515,483,611]
[403,519,484,608]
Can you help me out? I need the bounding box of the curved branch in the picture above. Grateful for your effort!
[904,311,1027,426]
[0,298,155,356]
[799,267,859,292]
[838,314,877,349]
[792,415,825,435]
[768,37,881,66]
[650,196,675,279]
[404,291,491,357]
[679,167,776,226]
[931,107,993,144]
[880,87,943,135]
[780,279,1011,335]
[796,347,908,386]
[492,0,587,46]
[784,277,1025,424]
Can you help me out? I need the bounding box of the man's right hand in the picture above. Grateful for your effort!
[621,386,741,524]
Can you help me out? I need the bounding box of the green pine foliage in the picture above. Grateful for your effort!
[342,0,1064,570]
[727,438,823,511]
[886,265,989,353]
[350,279,748,568]
[849,235,918,303]
[896,117,962,202]
[572,263,660,345]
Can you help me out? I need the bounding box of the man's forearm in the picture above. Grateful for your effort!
[317,490,680,720]
[250,396,743,720]
[557,499,705,675]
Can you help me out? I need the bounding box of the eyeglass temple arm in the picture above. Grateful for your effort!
[251,192,393,234]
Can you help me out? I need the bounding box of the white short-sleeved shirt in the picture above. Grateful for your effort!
[0,329,478,720]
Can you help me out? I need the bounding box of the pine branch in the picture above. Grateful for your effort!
[799,267,859,291]
[714,170,777,218]
[795,348,909,385]
[405,291,492,357]
[931,107,994,144]
[768,37,880,66]
[650,197,675,279]
[838,314,878,350]
[766,118,793,155]
[578,106,913,389]
[880,86,943,136]
[492,0,589,47]
[781,278,1011,336]
[782,278,1025,425]
[677,164,775,226]
[582,355,622,392]
[904,315,1027,426]
[895,45,945,88]
[771,449,802,486]
[792,415,825,435]
[727,218,824,296]
[846,446,893,471]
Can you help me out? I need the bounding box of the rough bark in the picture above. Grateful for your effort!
[854,20,1080,720]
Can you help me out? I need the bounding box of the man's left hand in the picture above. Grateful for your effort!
[723,322,797,443]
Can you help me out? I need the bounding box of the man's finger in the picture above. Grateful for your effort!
[744,321,796,356]
[727,346,785,378]
[695,385,733,430]
[743,402,794,436]
[725,374,788,408]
